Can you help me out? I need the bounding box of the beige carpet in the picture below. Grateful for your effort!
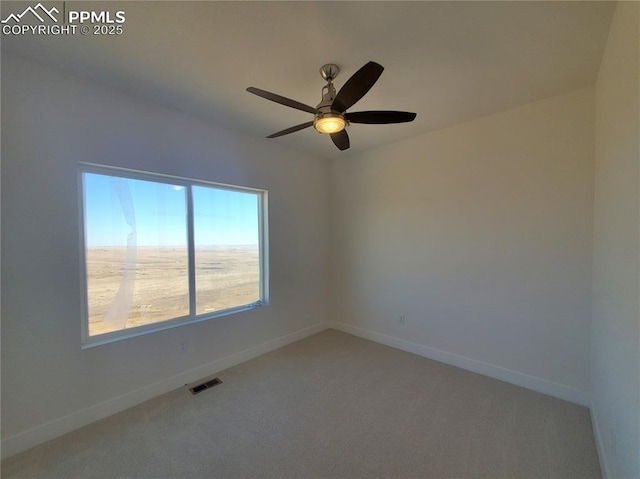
[1,329,601,478]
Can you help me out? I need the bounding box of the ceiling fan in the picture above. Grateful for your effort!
[246,61,417,151]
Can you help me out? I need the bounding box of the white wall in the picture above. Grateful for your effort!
[331,87,595,403]
[1,55,330,457]
[591,3,640,478]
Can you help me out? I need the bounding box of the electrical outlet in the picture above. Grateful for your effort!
[180,340,187,354]
[399,315,406,325]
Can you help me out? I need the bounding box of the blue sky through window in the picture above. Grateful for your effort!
[83,173,259,247]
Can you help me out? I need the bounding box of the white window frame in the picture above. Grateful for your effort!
[78,163,269,348]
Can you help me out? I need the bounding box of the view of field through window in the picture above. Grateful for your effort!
[83,172,261,337]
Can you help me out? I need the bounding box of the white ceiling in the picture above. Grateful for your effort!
[2,1,615,159]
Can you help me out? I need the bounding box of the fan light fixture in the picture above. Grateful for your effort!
[314,113,346,134]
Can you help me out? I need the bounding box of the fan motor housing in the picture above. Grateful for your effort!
[314,64,346,133]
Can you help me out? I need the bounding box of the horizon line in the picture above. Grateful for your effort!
[87,244,259,248]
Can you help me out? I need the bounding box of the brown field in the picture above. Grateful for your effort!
[86,246,260,336]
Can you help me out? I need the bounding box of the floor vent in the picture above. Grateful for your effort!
[189,377,223,395]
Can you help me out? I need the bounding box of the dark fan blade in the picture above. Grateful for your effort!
[332,61,384,113]
[330,130,350,151]
[247,87,318,114]
[346,111,416,124]
[267,121,314,138]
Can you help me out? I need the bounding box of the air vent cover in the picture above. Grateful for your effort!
[188,377,223,395]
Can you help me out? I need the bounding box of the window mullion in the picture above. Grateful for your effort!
[186,185,197,317]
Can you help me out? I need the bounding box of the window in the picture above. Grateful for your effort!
[79,164,268,347]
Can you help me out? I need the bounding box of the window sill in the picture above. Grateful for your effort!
[81,301,267,349]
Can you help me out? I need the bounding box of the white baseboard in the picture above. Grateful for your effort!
[328,321,590,407]
[590,404,610,479]
[1,321,330,460]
